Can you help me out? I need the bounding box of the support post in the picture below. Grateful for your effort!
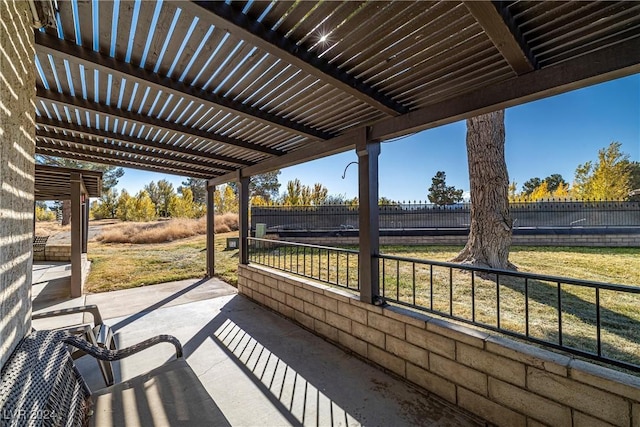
[206,184,215,277]
[82,192,89,254]
[238,174,250,265]
[357,131,380,304]
[70,173,83,297]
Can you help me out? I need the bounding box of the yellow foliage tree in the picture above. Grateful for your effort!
[132,191,156,221]
[571,142,631,200]
[169,188,204,218]
[116,190,133,221]
[222,185,238,213]
[552,182,570,199]
[528,181,550,201]
[35,205,56,221]
[250,195,268,206]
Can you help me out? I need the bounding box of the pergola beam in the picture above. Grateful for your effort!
[186,1,408,117]
[36,130,229,174]
[208,129,360,186]
[36,145,214,179]
[464,1,536,75]
[370,36,640,141]
[35,32,332,141]
[37,88,284,157]
[36,117,245,169]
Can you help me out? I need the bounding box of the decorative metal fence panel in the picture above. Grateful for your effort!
[247,237,360,291]
[377,253,640,372]
[252,201,640,231]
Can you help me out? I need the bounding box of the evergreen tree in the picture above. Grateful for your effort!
[521,177,542,196]
[178,178,207,205]
[427,171,464,206]
[156,179,175,217]
[228,170,281,201]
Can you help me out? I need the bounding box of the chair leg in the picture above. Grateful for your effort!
[94,324,116,387]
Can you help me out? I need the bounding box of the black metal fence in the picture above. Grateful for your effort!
[246,237,640,372]
[378,253,640,372]
[252,201,640,231]
[247,237,359,291]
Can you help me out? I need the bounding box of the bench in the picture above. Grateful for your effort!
[33,236,49,254]
[0,330,227,426]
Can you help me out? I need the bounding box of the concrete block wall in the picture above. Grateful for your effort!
[238,264,640,427]
[0,1,35,370]
[39,245,71,261]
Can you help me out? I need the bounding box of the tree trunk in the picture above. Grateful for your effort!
[61,199,71,226]
[452,110,515,270]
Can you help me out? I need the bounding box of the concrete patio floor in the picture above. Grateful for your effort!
[31,262,482,426]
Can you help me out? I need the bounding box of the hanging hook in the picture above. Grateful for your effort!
[341,161,358,179]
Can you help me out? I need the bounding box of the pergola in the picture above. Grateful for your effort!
[34,164,102,296]
[31,0,640,303]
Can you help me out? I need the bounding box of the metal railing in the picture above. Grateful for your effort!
[378,253,640,372]
[247,237,359,291]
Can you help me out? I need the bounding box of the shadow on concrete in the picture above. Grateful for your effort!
[180,295,479,427]
[109,278,213,331]
[32,277,72,311]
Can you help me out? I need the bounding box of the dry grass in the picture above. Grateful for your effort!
[35,220,69,236]
[96,214,238,244]
[214,212,239,233]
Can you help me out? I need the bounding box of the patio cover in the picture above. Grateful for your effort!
[31,1,640,182]
[33,164,102,297]
[35,164,102,201]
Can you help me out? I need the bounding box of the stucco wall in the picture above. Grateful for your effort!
[239,264,640,427]
[0,1,35,370]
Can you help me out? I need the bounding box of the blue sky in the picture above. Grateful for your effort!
[116,74,640,201]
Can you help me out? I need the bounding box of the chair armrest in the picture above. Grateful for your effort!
[63,334,183,361]
[33,304,104,325]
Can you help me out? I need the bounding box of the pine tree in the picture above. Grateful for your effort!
[427,171,464,206]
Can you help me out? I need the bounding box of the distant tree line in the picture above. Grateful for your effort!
[425,142,639,206]
[37,141,639,223]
